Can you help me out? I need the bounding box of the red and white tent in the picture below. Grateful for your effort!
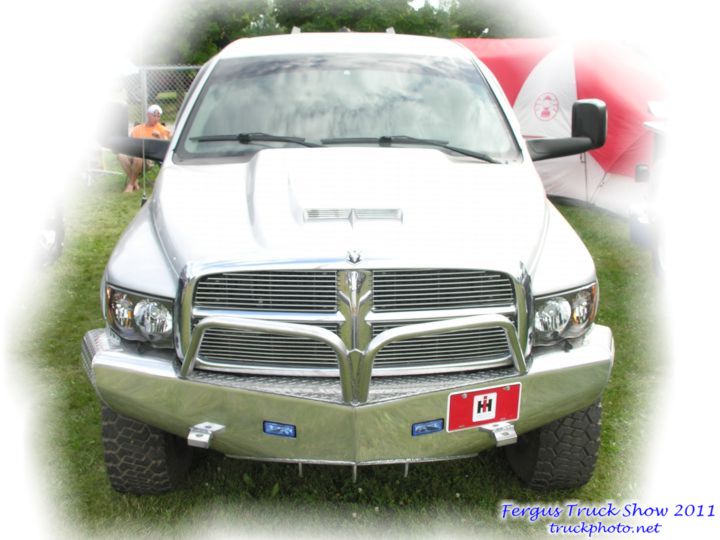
[456,38,665,216]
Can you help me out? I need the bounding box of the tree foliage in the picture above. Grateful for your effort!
[137,0,547,65]
[273,0,450,35]
[449,0,549,38]
[136,0,282,64]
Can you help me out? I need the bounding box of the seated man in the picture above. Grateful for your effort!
[117,104,171,192]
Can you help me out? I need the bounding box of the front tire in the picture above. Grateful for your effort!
[101,405,192,494]
[505,401,602,490]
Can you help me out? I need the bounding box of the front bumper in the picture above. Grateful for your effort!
[82,325,613,465]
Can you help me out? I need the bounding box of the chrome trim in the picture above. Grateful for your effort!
[194,325,340,376]
[193,269,338,312]
[369,327,513,374]
[178,261,347,360]
[374,349,512,374]
[177,261,532,390]
[192,308,345,325]
[478,422,518,447]
[365,305,515,324]
[222,454,477,466]
[372,269,515,312]
[83,324,613,464]
[188,422,226,449]
[336,268,373,401]
[357,314,526,402]
[347,250,362,264]
[518,264,533,356]
[337,269,373,353]
[180,314,525,404]
[367,367,516,403]
[181,316,353,401]
[184,366,516,405]
[81,328,112,388]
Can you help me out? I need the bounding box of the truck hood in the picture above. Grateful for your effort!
[152,147,548,275]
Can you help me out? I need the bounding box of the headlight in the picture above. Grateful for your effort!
[105,286,174,347]
[534,283,598,345]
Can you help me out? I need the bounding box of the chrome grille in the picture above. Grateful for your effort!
[198,323,339,371]
[194,271,337,312]
[371,323,512,370]
[372,269,514,312]
[187,267,520,377]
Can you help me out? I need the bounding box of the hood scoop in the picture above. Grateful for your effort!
[303,208,404,225]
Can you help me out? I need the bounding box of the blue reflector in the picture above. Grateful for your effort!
[263,421,296,438]
[412,419,444,436]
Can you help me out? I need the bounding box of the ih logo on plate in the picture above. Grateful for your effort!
[447,383,521,432]
[473,392,497,422]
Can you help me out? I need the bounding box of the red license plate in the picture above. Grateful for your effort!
[446,383,522,432]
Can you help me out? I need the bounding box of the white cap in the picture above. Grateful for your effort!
[147,104,162,115]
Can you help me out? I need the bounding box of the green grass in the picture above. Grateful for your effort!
[15,172,662,538]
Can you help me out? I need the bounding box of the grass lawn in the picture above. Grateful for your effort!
[15,166,663,538]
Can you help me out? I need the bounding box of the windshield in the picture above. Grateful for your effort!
[176,53,521,163]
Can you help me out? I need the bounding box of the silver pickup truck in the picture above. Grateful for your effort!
[84,32,613,494]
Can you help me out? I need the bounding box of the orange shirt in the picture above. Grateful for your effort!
[130,122,171,140]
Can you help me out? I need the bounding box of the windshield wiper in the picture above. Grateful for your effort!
[321,135,502,163]
[192,132,322,148]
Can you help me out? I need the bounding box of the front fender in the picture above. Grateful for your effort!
[105,200,178,298]
[531,201,597,296]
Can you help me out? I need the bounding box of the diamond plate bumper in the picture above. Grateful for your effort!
[82,325,613,465]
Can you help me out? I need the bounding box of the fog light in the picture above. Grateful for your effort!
[412,419,444,436]
[263,421,296,438]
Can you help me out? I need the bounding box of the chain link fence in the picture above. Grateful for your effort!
[88,65,200,185]
[124,65,201,132]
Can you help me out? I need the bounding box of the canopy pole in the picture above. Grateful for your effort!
[582,152,589,207]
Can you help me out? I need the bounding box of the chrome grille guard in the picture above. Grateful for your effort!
[176,260,533,404]
[180,313,527,404]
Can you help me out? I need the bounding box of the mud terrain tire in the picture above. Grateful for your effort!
[505,401,602,490]
[101,405,192,494]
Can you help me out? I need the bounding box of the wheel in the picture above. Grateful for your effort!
[101,404,193,494]
[505,401,602,490]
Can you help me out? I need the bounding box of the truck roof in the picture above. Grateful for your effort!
[218,32,471,60]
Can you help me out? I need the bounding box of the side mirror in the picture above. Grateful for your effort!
[571,99,607,148]
[97,102,170,163]
[527,99,607,161]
